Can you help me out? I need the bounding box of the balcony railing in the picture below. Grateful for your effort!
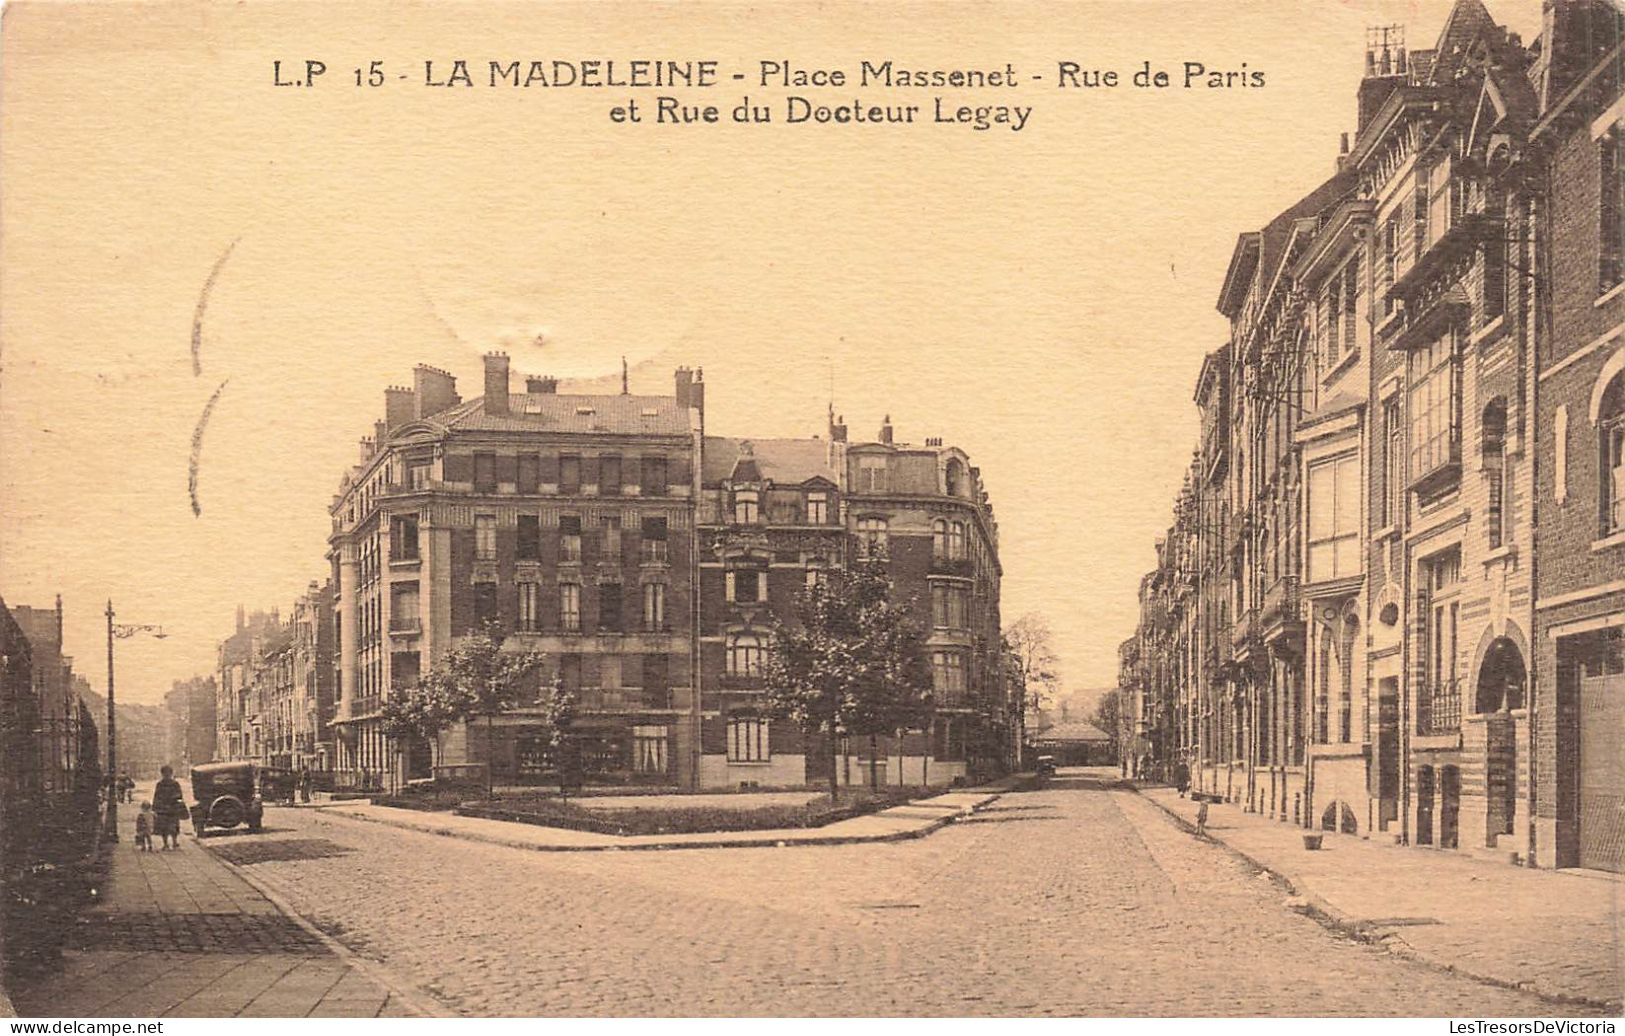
[930,556,973,577]
[1417,679,1461,735]
[1261,575,1299,627]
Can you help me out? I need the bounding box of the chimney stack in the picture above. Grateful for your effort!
[413,365,459,419]
[527,375,558,394]
[483,352,510,416]
[831,413,847,443]
[691,367,705,416]
[674,367,694,408]
[384,385,416,431]
[879,414,894,444]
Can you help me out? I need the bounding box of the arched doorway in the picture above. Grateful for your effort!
[1477,638,1526,842]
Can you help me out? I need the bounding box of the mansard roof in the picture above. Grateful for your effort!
[702,436,837,487]
[432,393,690,436]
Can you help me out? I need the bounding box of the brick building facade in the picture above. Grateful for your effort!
[1122,0,1624,873]
[327,357,1009,791]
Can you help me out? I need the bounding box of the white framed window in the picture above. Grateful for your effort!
[727,633,765,677]
[858,455,887,492]
[932,519,949,558]
[559,583,581,631]
[642,582,666,631]
[932,650,966,701]
[1409,333,1461,480]
[559,515,582,563]
[1307,453,1360,583]
[950,520,967,560]
[727,716,769,762]
[932,584,968,628]
[727,567,763,604]
[474,514,497,560]
[407,460,432,490]
[733,490,759,524]
[806,492,828,524]
[632,725,669,773]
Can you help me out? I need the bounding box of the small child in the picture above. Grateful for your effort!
[1195,798,1210,838]
[135,801,154,851]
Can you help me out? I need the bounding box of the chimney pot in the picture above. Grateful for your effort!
[526,375,558,394]
[879,415,894,444]
[413,364,459,419]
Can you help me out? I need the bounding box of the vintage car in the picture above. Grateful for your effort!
[189,761,265,836]
[1035,755,1058,778]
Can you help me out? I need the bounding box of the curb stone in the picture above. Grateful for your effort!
[1127,784,1622,1015]
[198,840,453,1018]
[316,792,1002,854]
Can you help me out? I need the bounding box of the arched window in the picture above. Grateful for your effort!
[1601,374,1624,536]
[945,459,964,497]
[1482,398,1508,548]
[727,633,765,677]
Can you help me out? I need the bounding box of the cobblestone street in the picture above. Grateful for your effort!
[223,772,1574,1016]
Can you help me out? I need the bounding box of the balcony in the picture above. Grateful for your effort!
[1259,575,1303,651]
[1417,679,1462,736]
[930,556,973,577]
[389,616,422,634]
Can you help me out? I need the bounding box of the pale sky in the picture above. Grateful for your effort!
[0,0,1542,707]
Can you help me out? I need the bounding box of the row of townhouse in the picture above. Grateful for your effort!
[214,584,335,773]
[325,355,1013,791]
[1123,0,1624,873]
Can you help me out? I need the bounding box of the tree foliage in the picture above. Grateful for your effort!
[1004,612,1060,713]
[763,556,933,798]
[1091,689,1126,761]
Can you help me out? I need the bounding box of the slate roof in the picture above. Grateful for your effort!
[432,393,691,436]
[1033,721,1112,744]
[702,436,837,486]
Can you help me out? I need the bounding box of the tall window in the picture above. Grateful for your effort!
[1604,126,1625,292]
[727,633,765,677]
[391,583,419,630]
[391,513,420,561]
[598,583,622,632]
[1382,213,1399,310]
[1384,398,1404,527]
[1322,274,1342,363]
[599,516,621,560]
[560,454,581,493]
[474,514,497,560]
[1602,374,1625,536]
[517,582,540,632]
[945,460,963,496]
[559,515,582,563]
[407,458,432,490]
[728,568,762,604]
[640,516,668,562]
[1413,174,1430,260]
[933,519,950,558]
[932,650,966,703]
[733,490,759,524]
[641,455,667,496]
[1482,400,1508,549]
[1342,256,1360,356]
[728,716,769,762]
[632,726,669,774]
[1421,550,1462,731]
[1427,159,1452,250]
[559,583,581,631]
[600,455,622,496]
[517,514,540,560]
[858,456,887,492]
[474,581,498,628]
[1409,334,1461,481]
[517,453,539,493]
[857,517,888,557]
[806,492,828,524]
[932,584,968,628]
[950,520,967,559]
[642,582,666,630]
[1307,454,1360,582]
[473,452,496,493]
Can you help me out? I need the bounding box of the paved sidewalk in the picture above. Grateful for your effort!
[7,794,425,1018]
[320,789,1002,852]
[1136,784,1623,1010]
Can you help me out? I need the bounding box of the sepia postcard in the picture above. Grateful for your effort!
[1,0,1622,1024]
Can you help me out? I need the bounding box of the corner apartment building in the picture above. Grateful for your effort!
[1123,0,1623,872]
[329,358,1009,790]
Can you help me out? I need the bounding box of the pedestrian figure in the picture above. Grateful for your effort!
[152,765,185,849]
[298,767,312,804]
[1175,759,1191,797]
[1195,798,1209,837]
[118,772,135,803]
[134,801,154,851]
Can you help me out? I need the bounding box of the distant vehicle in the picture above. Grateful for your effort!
[189,762,265,836]
[1036,755,1058,777]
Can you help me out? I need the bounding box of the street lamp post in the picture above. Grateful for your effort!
[104,600,166,842]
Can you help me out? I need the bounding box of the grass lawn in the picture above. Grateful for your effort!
[438,786,931,836]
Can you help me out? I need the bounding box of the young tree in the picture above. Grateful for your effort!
[1091,689,1124,763]
[379,674,464,771]
[763,556,933,800]
[396,622,558,797]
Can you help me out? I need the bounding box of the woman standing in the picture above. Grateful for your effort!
[152,765,186,849]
